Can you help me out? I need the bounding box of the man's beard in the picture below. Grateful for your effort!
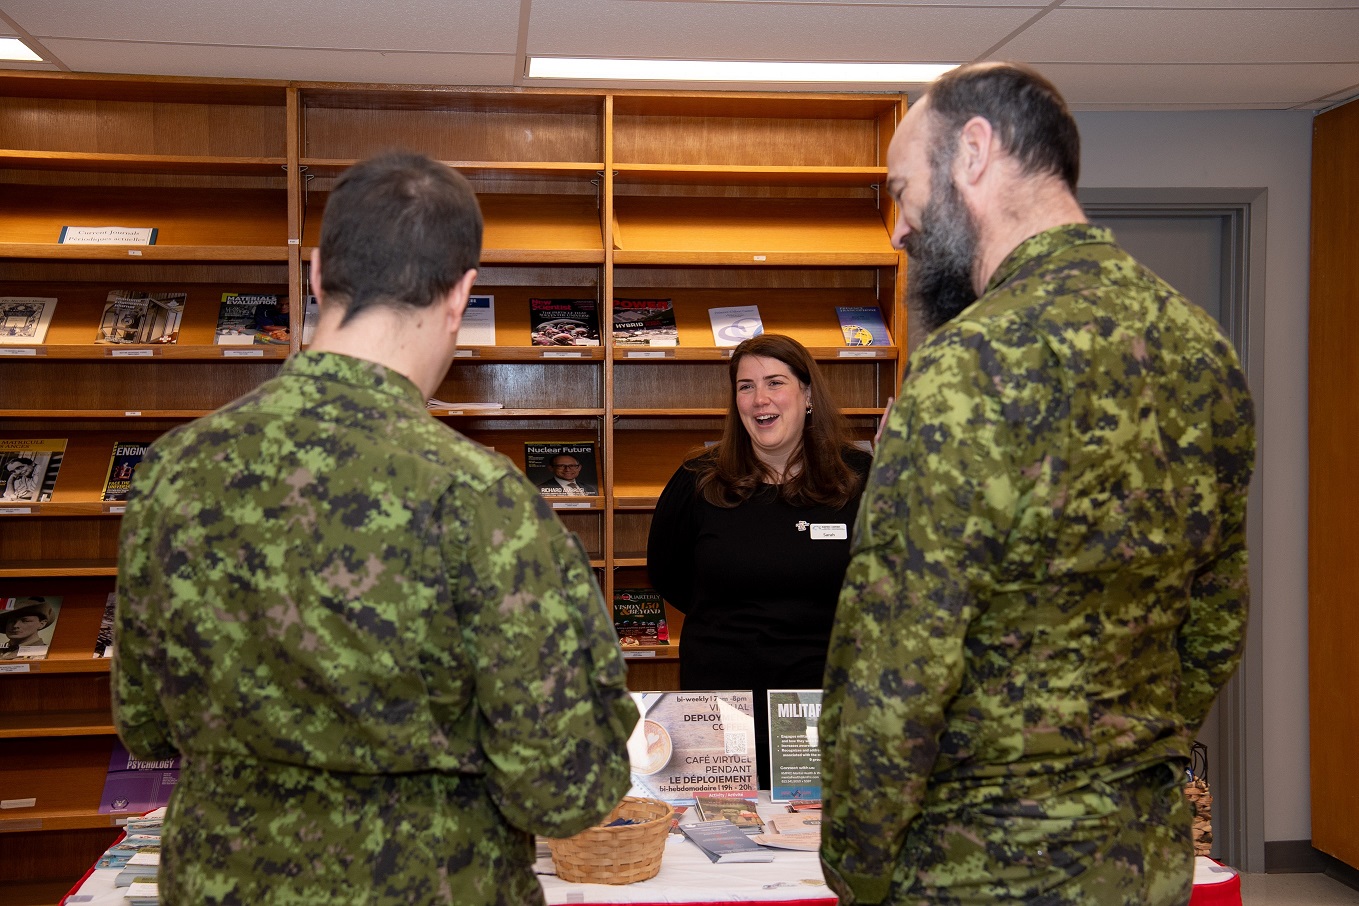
[904,166,981,334]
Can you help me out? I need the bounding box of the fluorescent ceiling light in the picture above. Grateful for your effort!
[0,37,41,62]
[528,58,956,83]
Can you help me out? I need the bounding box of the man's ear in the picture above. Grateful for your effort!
[309,254,323,302]
[954,115,995,188]
[444,268,479,335]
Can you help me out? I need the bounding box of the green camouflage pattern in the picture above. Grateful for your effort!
[114,350,637,905]
[820,224,1255,905]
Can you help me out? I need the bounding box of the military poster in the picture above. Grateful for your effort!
[626,691,757,803]
[767,689,823,801]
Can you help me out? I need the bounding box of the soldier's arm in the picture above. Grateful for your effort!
[819,329,1025,904]
[1177,368,1255,733]
[111,456,177,760]
[456,472,637,837]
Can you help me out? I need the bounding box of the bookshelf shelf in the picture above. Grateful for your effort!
[0,73,909,896]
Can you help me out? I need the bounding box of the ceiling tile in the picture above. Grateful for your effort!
[1,0,522,54]
[1039,61,1359,109]
[34,39,519,85]
[1000,7,1359,63]
[527,0,1032,61]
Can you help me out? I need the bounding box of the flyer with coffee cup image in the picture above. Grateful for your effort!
[626,691,757,804]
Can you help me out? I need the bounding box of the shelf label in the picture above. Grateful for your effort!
[838,349,880,358]
[0,664,32,674]
[124,411,143,417]
[0,798,36,809]
[105,504,127,514]
[453,349,480,358]
[622,650,658,659]
[626,350,668,359]
[109,348,154,358]
[0,347,40,356]
[59,225,157,245]
[753,255,767,261]
[0,507,33,515]
[222,348,266,358]
[551,501,592,510]
[541,351,585,358]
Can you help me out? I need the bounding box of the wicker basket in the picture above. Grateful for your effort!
[547,796,672,884]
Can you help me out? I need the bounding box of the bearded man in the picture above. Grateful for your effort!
[819,62,1256,906]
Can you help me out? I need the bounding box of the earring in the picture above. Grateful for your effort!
[806,404,813,414]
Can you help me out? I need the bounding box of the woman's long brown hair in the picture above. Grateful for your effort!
[691,334,861,508]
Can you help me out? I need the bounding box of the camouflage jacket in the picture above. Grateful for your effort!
[819,224,1256,903]
[113,351,637,905]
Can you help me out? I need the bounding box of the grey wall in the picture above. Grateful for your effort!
[1075,110,1314,843]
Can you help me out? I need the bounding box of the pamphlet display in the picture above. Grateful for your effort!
[93,592,117,658]
[613,298,678,346]
[0,297,58,345]
[0,595,63,661]
[708,305,764,347]
[767,689,823,801]
[529,298,600,346]
[835,305,891,346]
[0,438,66,503]
[627,691,758,804]
[95,291,185,345]
[613,588,668,646]
[100,441,149,501]
[525,441,599,497]
[458,294,496,346]
[214,293,289,345]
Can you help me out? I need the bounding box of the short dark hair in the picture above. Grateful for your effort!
[318,152,483,326]
[692,334,862,509]
[925,61,1080,191]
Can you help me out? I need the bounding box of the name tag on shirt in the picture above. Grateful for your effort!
[810,523,848,540]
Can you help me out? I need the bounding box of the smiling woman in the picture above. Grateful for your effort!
[646,334,872,788]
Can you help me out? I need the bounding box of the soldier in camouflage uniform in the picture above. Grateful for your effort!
[819,63,1255,905]
[113,153,638,905]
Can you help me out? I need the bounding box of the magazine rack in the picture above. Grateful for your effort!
[0,70,907,901]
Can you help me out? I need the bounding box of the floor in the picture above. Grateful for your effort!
[1240,872,1359,905]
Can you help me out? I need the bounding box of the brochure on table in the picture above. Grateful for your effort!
[627,691,758,804]
[767,689,823,802]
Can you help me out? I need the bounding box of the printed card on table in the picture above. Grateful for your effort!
[627,691,757,804]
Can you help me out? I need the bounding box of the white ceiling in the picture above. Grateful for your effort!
[1,0,1357,110]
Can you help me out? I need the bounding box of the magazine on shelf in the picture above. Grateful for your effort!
[613,588,669,647]
[708,305,764,347]
[301,294,320,345]
[0,438,66,503]
[0,296,58,345]
[835,306,891,346]
[613,298,678,347]
[214,292,289,346]
[679,819,775,863]
[767,689,824,801]
[100,441,150,502]
[529,298,600,346]
[93,592,117,658]
[458,294,496,346]
[1,596,63,661]
[524,441,599,497]
[98,739,181,815]
[95,291,186,345]
[626,691,758,804]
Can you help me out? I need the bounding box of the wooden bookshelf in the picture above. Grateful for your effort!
[0,71,907,899]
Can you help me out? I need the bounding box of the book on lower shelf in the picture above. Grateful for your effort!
[0,438,66,503]
[1,595,63,661]
[613,588,669,647]
[0,296,59,345]
[459,294,496,345]
[836,305,891,346]
[529,298,600,346]
[708,305,764,347]
[679,819,775,863]
[93,592,117,658]
[525,441,599,497]
[214,292,290,346]
[95,291,186,345]
[614,298,678,347]
[98,739,181,815]
[101,441,150,501]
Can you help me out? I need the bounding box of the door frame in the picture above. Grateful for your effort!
[1080,187,1268,872]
